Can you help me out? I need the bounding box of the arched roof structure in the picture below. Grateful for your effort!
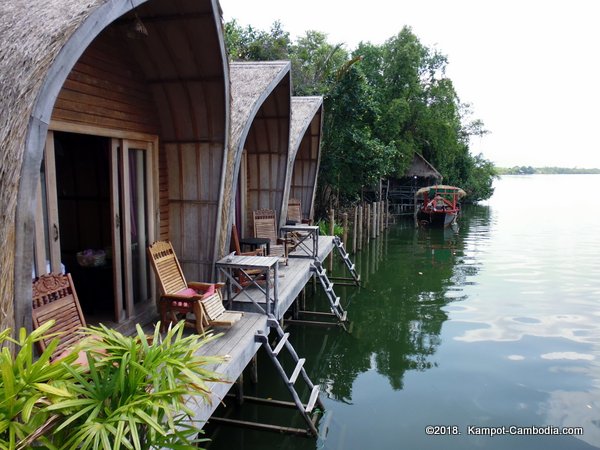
[286,96,324,221]
[0,0,228,330]
[219,61,291,252]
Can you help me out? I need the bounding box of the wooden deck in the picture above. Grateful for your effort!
[185,312,269,427]
[224,235,335,319]
[181,235,335,434]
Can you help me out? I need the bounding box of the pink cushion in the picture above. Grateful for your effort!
[176,287,199,298]
[202,284,216,299]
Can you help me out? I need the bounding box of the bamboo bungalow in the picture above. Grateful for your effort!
[0,0,231,333]
[286,96,324,224]
[0,0,346,438]
[219,61,292,250]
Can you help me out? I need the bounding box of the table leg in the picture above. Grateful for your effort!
[273,263,279,317]
[265,267,271,315]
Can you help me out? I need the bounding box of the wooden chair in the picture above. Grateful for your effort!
[287,198,312,225]
[32,273,87,358]
[200,292,243,329]
[148,240,241,333]
[253,209,288,263]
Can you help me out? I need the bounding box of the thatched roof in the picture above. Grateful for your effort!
[405,153,443,180]
[0,0,109,331]
[0,0,227,331]
[228,61,291,156]
[289,96,323,162]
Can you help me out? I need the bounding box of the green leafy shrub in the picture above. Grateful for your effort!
[0,321,79,450]
[316,219,345,237]
[1,321,225,450]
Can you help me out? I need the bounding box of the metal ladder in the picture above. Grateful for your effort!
[332,236,361,286]
[254,316,324,436]
[310,260,348,323]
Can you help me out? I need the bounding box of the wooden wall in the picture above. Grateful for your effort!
[50,2,228,281]
[51,31,160,136]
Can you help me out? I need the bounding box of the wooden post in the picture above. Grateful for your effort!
[377,201,380,234]
[385,199,389,229]
[249,354,259,384]
[357,205,363,251]
[372,202,377,239]
[329,209,335,236]
[352,206,358,254]
[366,203,371,243]
[329,209,335,271]
[236,374,244,405]
[342,212,348,248]
[380,201,384,233]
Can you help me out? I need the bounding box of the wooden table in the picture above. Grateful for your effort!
[215,254,280,316]
[280,224,319,259]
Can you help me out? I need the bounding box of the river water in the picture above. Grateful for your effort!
[206,174,600,450]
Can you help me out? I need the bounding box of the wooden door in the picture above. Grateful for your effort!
[32,131,62,277]
[34,131,157,324]
[111,138,156,321]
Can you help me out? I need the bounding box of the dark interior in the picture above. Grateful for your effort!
[54,132,114,318]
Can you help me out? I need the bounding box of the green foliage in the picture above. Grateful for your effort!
[223,20,497,211]
[49,322,223,450]
[0,322,224,450]
[457,154,498,203]
[224,19,290,61]
[319,65,394,207]
[497,166,600,175]
[0,321,80,450]
[316,219,344,237]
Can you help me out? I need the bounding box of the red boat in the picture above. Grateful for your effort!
[415,185,466,227]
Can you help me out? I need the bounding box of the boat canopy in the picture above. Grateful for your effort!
[415,185,467,199]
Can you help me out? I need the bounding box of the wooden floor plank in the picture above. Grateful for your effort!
[185,312,268,427]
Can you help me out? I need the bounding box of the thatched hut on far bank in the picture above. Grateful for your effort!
[387,152,443,206]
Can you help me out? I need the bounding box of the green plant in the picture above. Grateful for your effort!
[0,321,79,450]
[316,219,344,237]
[1,321,225,450]
[47,322,224,450]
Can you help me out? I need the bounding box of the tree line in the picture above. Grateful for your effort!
[498,166,600,175]
[225,20,496,214]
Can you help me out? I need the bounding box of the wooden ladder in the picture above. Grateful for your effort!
[310,260,348,323]
[254,316,324,436]
[332,236,361,286]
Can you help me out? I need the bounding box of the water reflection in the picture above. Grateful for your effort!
[306,205,490,401]
[207,175,600,450]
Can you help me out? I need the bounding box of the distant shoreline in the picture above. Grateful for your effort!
[497,166,600,175]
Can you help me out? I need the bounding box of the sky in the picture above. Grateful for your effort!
[219,0,600,169]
